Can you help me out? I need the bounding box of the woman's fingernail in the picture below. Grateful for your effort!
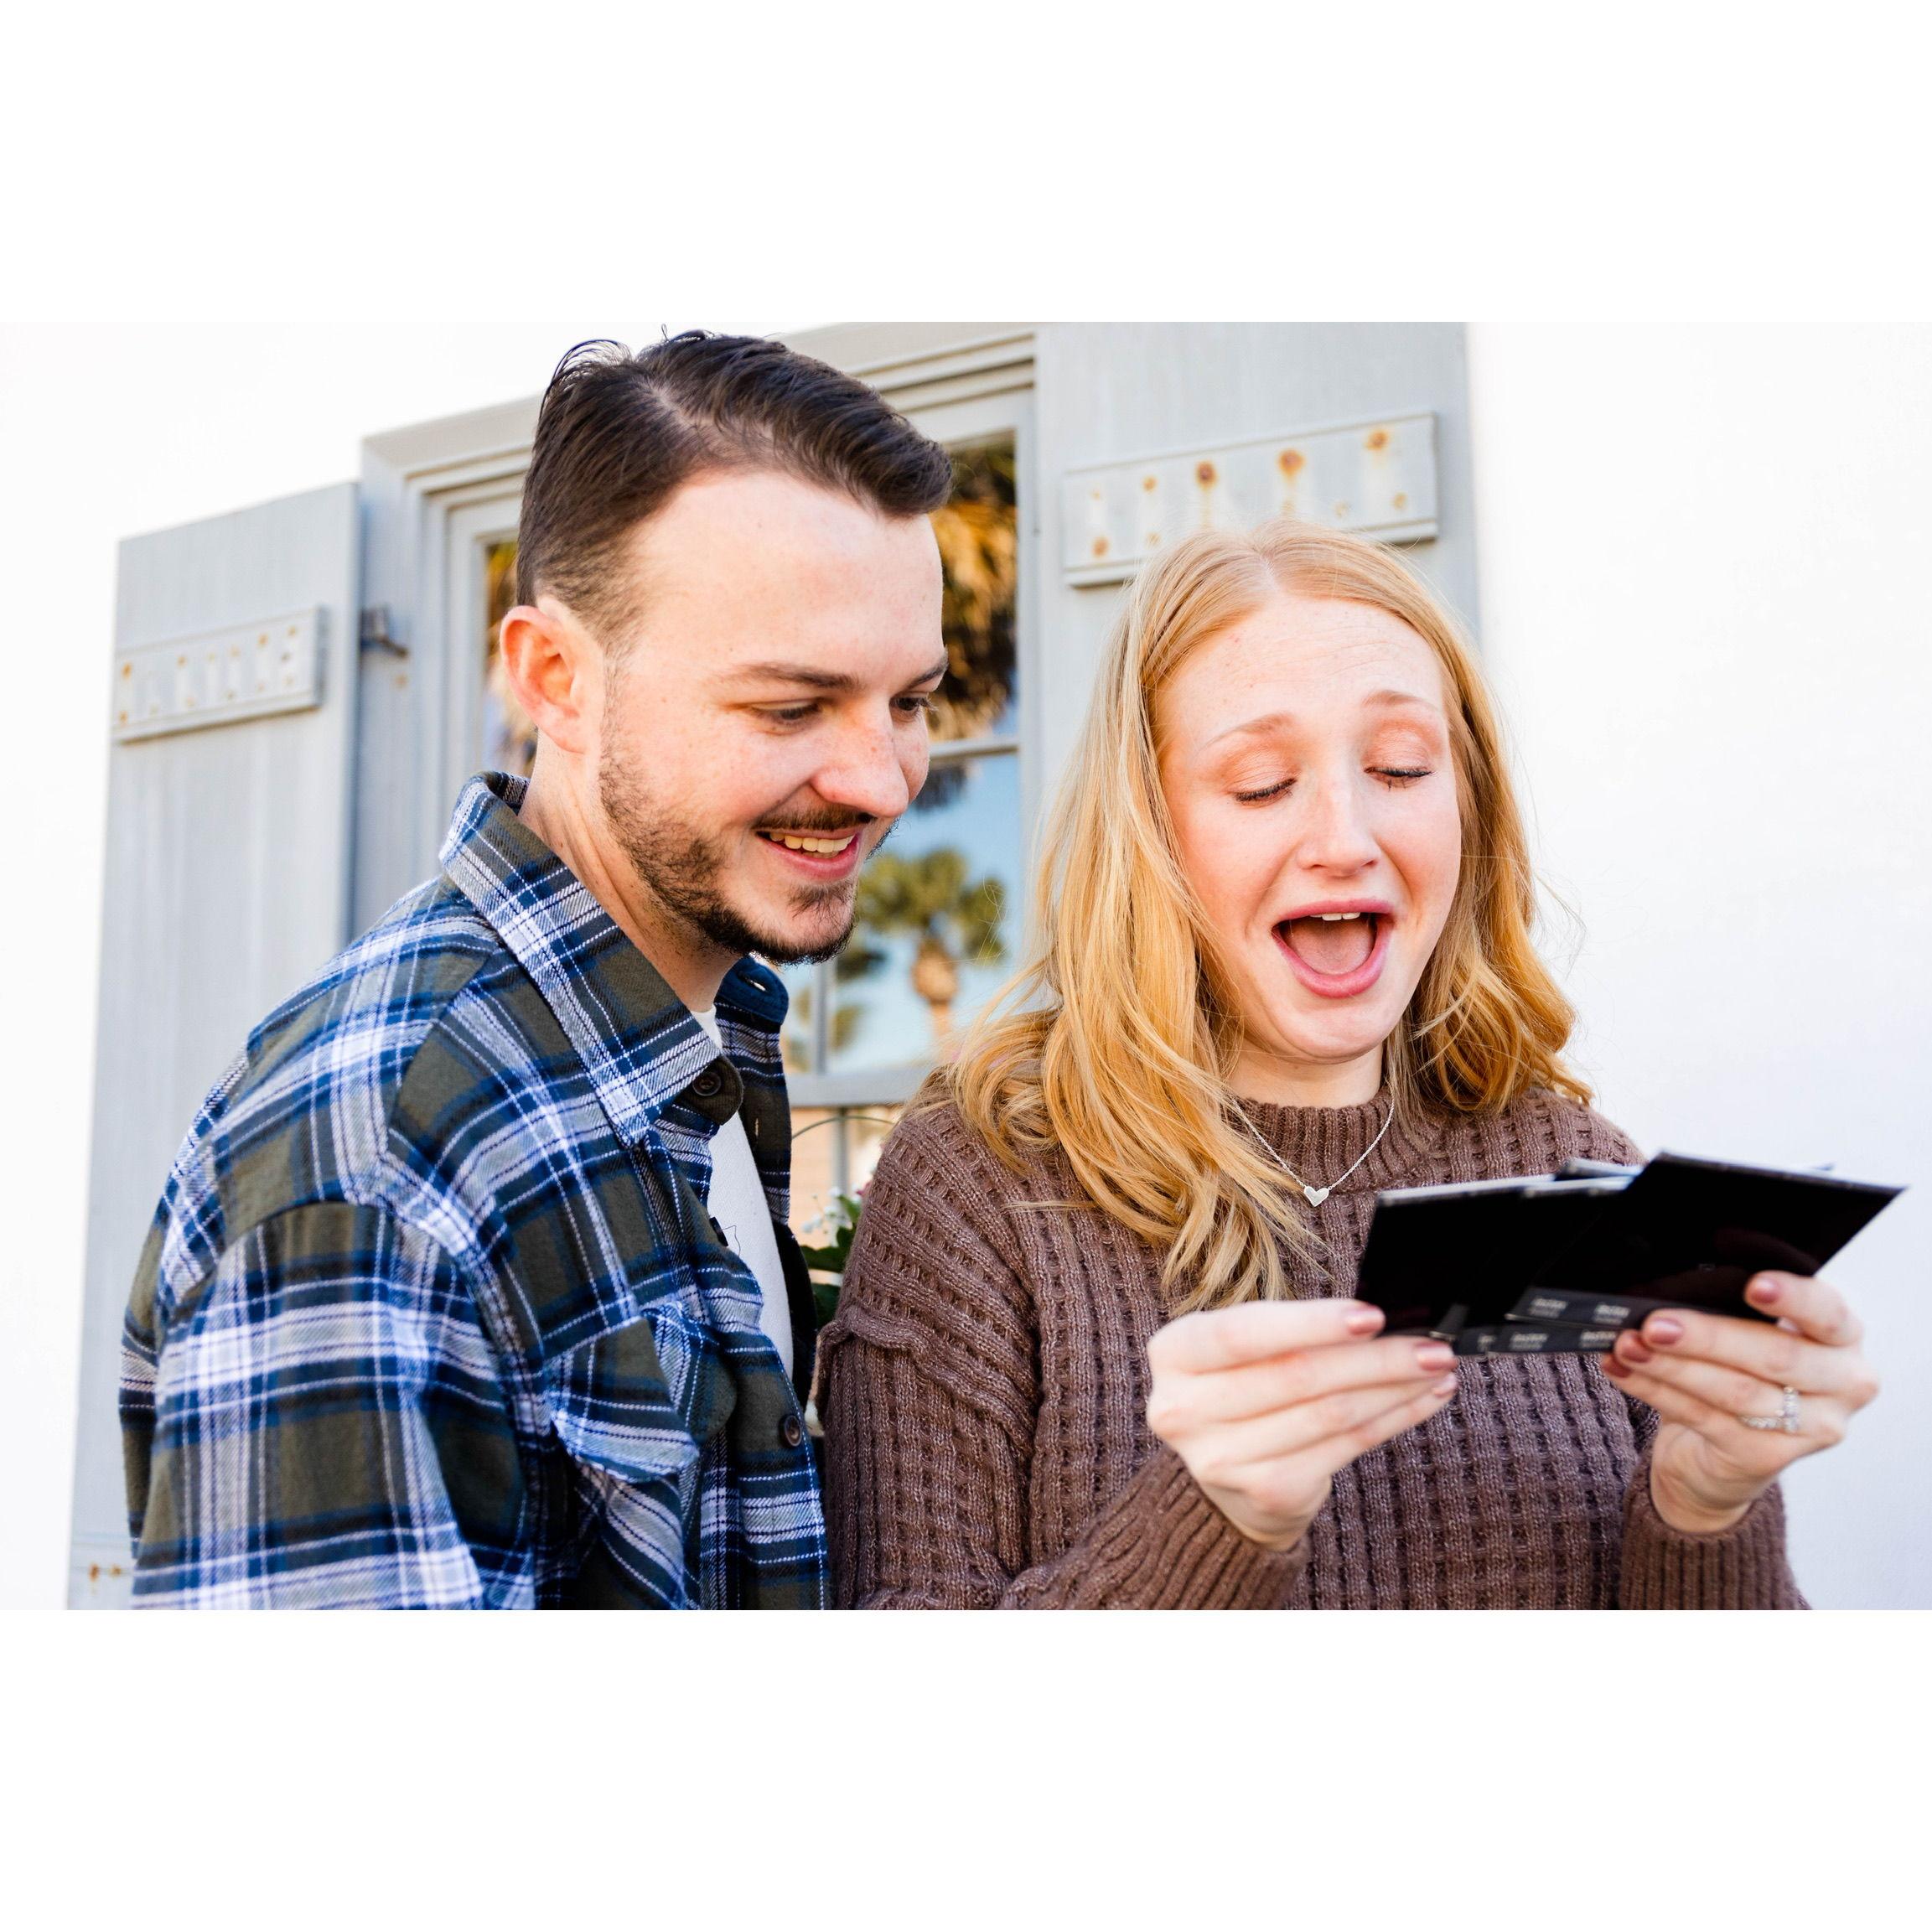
[1747,1277,1781,1308]
[1603,1354,1629,1378]
[1345,1307,1386,1335]
[1432,1374,1458,1397]
[1647,1316,1685,1345]
[1416,1342,1455,1371]
[1620,1336,1655,1365]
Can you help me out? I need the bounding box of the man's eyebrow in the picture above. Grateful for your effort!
[1202,690,1443,749]
[725,659,950,693]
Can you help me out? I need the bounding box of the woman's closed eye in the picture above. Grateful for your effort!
[1235,765,1433,802]
[1233,777,1295,805]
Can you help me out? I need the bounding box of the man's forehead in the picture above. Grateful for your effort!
[626,467,922,564]
[608,470,941,671]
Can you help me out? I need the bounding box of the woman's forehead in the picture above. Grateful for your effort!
[1163,593,1448,730]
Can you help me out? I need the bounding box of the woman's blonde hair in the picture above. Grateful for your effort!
[936,515,1588,1311]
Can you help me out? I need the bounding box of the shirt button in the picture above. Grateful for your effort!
[780,1414,805,1450]
[691,1067,723,1099]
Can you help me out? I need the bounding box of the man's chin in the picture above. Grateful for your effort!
[737,898,857,968]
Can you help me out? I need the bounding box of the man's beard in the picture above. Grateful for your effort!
[598,740,868,967]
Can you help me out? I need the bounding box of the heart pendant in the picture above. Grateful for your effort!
[1303,1185,1331,1207]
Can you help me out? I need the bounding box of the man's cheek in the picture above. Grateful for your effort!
[903,741,932,804]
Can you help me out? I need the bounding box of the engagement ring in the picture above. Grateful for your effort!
[1738,1385,1801,1435]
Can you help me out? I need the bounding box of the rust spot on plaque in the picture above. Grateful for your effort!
[1142,475,1158,491]
[1091,536,1110,558]
[1393,491,1408,510]
[1365,428,1389,452]
[1196,460,1217,486]
[1278,449,1305,476]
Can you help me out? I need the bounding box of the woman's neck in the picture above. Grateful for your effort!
[1230,1040,1385,1110]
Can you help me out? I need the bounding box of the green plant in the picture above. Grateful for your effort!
[796,1189,864,1327]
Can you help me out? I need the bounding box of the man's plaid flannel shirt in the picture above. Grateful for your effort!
[120,772,827,1608]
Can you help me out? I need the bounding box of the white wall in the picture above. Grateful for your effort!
[1468,323,1932,1607]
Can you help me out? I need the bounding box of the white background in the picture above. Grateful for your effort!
[2,2,1924,1913]
[1468,324,1932,1605]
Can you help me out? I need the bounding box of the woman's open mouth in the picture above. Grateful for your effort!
[1273,908,1393,999]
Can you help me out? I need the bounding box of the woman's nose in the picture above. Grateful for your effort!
[1296,772,1381,873]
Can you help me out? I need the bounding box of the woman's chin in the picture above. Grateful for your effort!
[1241,1013,1396,1089]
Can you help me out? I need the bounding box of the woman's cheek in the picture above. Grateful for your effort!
[1386,793,1461,915]
[1432,800,1464,912]
[1183,800,1250,901]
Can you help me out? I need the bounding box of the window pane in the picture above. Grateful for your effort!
[788,1106,841,1240]
[929,442,1018,744]
[482,537,538,778]
[829,751,1020,1075]
[786,1105,905,1245]
[843,1106,902,1194]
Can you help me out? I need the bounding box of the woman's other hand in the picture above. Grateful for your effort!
[1603,1271,1880,1534]
[1145,1300,1458,1551]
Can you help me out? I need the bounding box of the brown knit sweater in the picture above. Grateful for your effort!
[819,1087,1805,1609]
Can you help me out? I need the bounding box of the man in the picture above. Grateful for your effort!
[120,334,952,1607]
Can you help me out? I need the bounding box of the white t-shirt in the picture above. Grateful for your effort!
[690,1008,794,1379]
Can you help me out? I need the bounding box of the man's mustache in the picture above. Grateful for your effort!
[752,809,878,836]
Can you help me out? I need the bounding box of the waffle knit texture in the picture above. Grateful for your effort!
[821,1087,1805,1610]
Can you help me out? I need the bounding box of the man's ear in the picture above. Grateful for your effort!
[498,597,601,757]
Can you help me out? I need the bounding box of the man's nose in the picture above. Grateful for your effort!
[811,712,914,822]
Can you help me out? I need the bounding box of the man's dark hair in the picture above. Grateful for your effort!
[516,331,955,642]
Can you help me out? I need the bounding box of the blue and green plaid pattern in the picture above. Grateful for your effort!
[120,772,826,1608]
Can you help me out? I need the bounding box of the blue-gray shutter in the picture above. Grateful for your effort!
[70,482,360,1608]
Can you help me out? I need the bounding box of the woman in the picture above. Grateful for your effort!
[819,518,1878,1608]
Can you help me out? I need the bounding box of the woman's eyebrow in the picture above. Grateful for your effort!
[1200,690,1443,748]
[1362,688,1446,718]
[1202,709,1293,748]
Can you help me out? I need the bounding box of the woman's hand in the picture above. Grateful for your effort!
[1146,1299,1459,1551]
[1603,1271,1879,1534]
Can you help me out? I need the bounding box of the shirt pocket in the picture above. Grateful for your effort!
[542,1303,733,1487]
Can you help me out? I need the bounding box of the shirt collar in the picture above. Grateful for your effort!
[438,772,786,1145]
